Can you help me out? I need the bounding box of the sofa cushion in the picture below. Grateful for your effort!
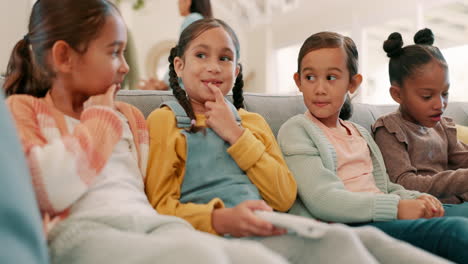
[444,102,468,126]
[116,91,387,135]
[242,94,307,136]
[349,104,388,133]
[116,90,308,136]
[117,90,468,136]
[116,90,175,118]
[116,91,393,135]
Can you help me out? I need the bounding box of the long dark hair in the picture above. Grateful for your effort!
[383,28,447,87]
[168,18,244,133]
[296,32,359,120]
[3,0,120,97]
[190,0,213,18]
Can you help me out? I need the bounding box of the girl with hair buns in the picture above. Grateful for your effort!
[373,28,468,216]
[277,30,468,263]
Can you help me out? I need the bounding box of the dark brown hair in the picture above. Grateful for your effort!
[383,28,447,87]
[168,18,244,132]
[190,0,213,18]
[296,32,359,120]
[3,0,120,97]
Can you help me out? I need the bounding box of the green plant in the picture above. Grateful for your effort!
[115,0,145,10]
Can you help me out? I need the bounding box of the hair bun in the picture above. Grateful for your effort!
[383,32,404,58]
[414,28,434,45]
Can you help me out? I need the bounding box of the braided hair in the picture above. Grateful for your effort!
[232,63,244,109]
[168,18,245,132]
[168,47,202,133]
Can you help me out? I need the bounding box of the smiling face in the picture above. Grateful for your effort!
[69,13,129,97]
[391,60,449,128]
[294,47,360,128]
[174,26,239,111]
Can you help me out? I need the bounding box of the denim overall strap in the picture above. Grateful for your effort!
[161,99,241,127]
[160,101,192,128]
[226,99,241,125]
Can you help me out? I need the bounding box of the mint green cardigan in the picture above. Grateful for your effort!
[278,114,422,223]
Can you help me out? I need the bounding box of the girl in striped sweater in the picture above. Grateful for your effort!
[2,1,290,263]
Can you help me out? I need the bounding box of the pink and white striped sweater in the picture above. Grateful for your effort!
[7,93,149,218]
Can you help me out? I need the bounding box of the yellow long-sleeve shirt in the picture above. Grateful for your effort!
[145,106,297,235]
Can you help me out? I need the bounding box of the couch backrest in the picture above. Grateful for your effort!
[1,85,466,136]
[117,90,468,136]
[116,90,309,136]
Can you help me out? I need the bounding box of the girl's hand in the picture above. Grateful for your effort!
[212,200,287,237]
[83,84,117,110]
[397,199,438,219]
[417,195,445,217]
[138,78,169,91]
[204,83,244,145]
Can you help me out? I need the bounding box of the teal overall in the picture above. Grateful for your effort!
[162,100,261,208]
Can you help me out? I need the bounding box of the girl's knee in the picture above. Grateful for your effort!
[354,226,394,243]
[325,224,361,243]
[444,217,468,237]
[226,240,288,264]
[168,240,228,263]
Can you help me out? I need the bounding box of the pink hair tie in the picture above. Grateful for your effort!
[190,119,196,126]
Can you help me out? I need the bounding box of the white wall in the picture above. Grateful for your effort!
[270,0,456,50]
[2,0,458,96]
[245,26,274,93]
[0,0,30,75]
[267,0,458,97]
[118,1,182,79]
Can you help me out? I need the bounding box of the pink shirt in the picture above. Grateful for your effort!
[306,112,382,194]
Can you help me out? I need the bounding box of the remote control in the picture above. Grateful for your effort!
[254,211,328,239]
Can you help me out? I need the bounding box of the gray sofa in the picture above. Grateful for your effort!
[0,78,466,133]
[116,90,468,136]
